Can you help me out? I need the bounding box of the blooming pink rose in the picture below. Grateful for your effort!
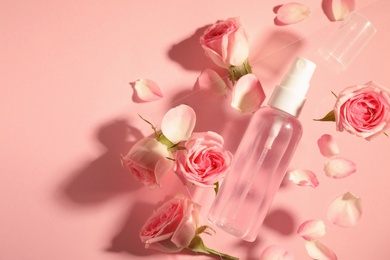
[174,131,232,188]
[200,17,249,68]
[139,194,200,253]
[121,137,174,189]
[334,81,390,140]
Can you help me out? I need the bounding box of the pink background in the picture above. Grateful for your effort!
[1,0,390,259]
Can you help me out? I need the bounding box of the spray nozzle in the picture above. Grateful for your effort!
[268,57,317,117]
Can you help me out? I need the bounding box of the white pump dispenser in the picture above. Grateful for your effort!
[268,57,316,117]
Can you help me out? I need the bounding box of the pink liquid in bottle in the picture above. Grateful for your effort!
[208,57,316,241]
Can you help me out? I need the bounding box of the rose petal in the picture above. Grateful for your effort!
[297,219,326,241]
[197,68,227,96]
[133,79,163,102]
[231,73,265,114]
[322,0,356,21]
[161,104,196,144]
[305,240,338,260]
[327,191,362,227]
[260,245,295,260]
[275,3,310,25]
[317,134,340,158]
[289,169,319,188]
[324,157,356,179]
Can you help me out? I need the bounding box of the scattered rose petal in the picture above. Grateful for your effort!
[289,169,319,188]
[231,73,265,114]
[324,157,356,179]
[297,219,326,241]
[260,245,295,260]
[327,191,362,227]
[322,0,356,21]
[305,240,338,260]
[161,104,196,144]
[197,68,228,96]
[274,3,311,25]
[317,134,340,158]
[133,79,163,102]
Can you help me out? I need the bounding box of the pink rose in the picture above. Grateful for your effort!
[174,131,232,188]
[334,81,390,140]
[139,194,200,253]
[121,137,174,189]
[200,17,249,68]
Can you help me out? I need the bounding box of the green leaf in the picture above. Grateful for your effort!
[314,110,335,122]
[214,182,219,195]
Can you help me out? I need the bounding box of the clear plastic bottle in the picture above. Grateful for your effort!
[208,57,316,242]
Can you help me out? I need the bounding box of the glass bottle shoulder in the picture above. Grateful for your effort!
[252,106,302,132]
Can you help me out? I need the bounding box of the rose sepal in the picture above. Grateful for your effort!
[228,60,252,84]
[314,110,335,122]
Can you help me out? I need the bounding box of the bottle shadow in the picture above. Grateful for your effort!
[263,208,296,236]
[58,119,144,205]
[249,30,304,84]
[233,208,295,259]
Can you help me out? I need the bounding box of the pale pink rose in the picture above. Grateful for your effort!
[334,81,390,140]
[200,17,249,68]
[121,137,174,189]
[139,194,200,253]
[174,131,232,188]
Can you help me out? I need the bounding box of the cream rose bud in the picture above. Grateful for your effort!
[121,137,174,189]
[139,194,200,253]
[334,81,390,140]
[200,17,249,68]
[174,131,232,188]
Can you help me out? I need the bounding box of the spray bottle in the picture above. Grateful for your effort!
[208,56,316,242]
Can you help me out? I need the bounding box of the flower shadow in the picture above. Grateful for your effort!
[249,29,304,83]
[107,201,159,256]
[168,25,215,71]
[168,85,251,154]
[107,192,200,258]
[59,119,144,205]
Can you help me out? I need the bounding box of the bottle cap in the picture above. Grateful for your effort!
[316,12,377,73]
[268,57,316,117]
